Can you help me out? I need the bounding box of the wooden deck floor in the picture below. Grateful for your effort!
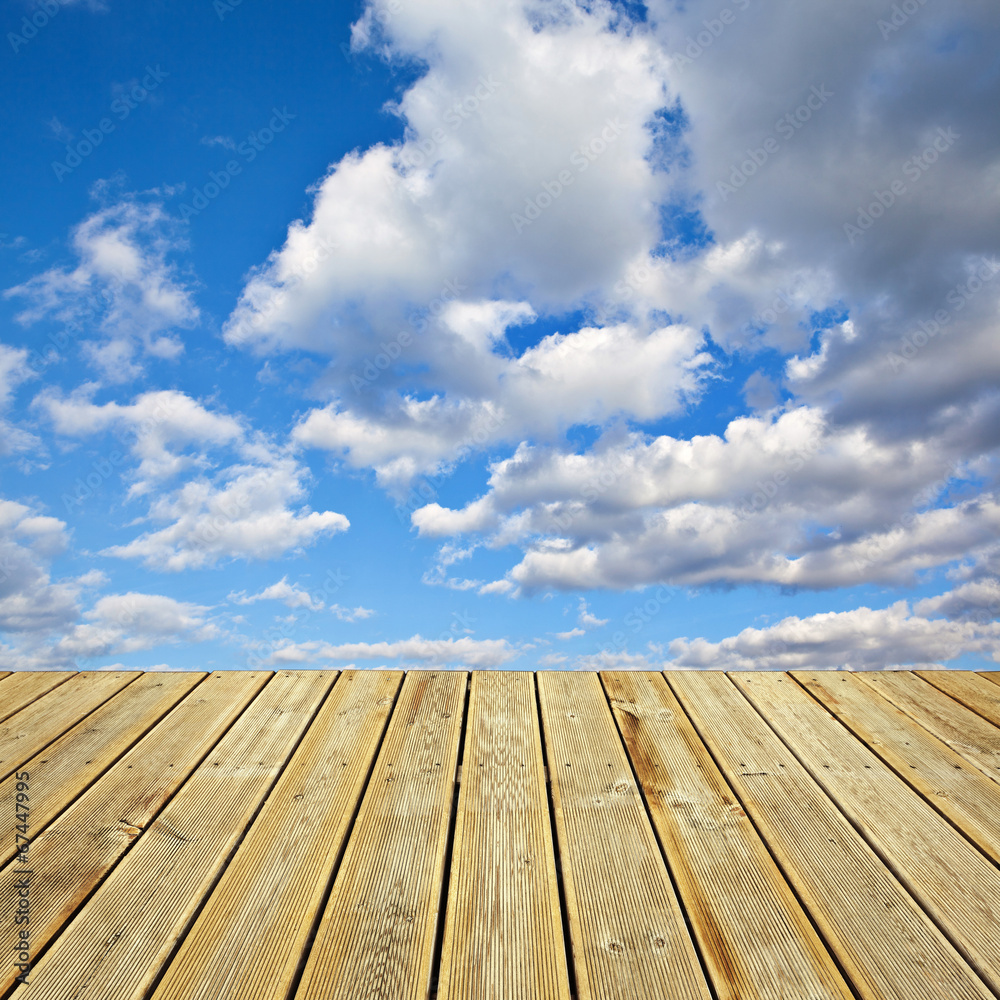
[2,669,1000,1000]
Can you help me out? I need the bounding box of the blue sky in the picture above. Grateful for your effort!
[1,0,998,671]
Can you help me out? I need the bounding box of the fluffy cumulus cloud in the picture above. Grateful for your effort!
[5,189,198,381]
[413,408,1000,593]
[213,0,1000,658]
[37,388,350,570]
[0,343,41,460]
[0,499,219,668]
[52,592,220,662]
[666,600,1000,671]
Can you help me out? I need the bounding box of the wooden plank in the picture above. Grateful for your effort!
[437,671,571,1000]
[854,671,1000,784]
[538,671,711,1000]
[917,670,1000,727]
[0,672,138,780]
[295,670,466,1000]
[667,670,995,1000]
[603,671,854,1000]
[0,670,271,995]
[0,672,74,724]
[731,670,1000,996]
[11,670,334,1000]
[0,671,205,867]
[149,669,403,1000]
[797,670,1000,862]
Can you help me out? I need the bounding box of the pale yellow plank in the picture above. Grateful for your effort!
[295,670,466,1000]
[437,671,571,1000]
[603,671,854,1000]
[667,670,994,1000]
[0,670,271,995]
[538,671,711,1000]
[855,671,1000,784]
[917,670,1000,727]
[0,671,204,867]
[149,669,403,1000]
[12,670,334,1000]
[0,672,138,779]
[797,670,1000,862]
[0,672,74,724]
[732,671,1000,995]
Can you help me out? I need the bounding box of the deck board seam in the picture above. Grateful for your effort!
[729,671,1000,998]
[658,671,868,1000]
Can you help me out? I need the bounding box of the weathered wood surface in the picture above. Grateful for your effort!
[732,670,1000,995]
[668,670,995,1000]
[295,670,466,1000]
[854,670,1000,784]
[603,670,854,1000]
[13,671,333,1000]
[150,670,403,1000]
[437,670,570,1000]
[1,667,999,1000]
[539,671,712,1000]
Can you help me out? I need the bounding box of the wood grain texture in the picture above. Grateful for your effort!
[796,670,1000,863]
[294,670,466,1000]
[603,670,854,1000]
[12,670,333,1000]
[854,671,1000,784]
[0,671,73,724]
[667,670,994,1000]
[0,671,204,868]
[917,670,1000,727]
[0,670,271,995]
[437,671,571,1000]
[538,671,712,1000]
[0,672,138,780]
[150,669,403,1000]
[732,670,1000,995]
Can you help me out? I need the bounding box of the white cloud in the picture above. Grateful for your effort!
[102,457,349,571]
[916,578,1000,623]
[53,592,220,661]
[412,405,999,592]
[577,598,608,627]
[266,634,519,668]
[555,627,585,640]
[330,604,375,622]
[4,191,198,381]
[0,501,77,637]
[0,343,40,459]
[229,576,325,611]
[38,389,351,570]
[666,601,1000,670]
